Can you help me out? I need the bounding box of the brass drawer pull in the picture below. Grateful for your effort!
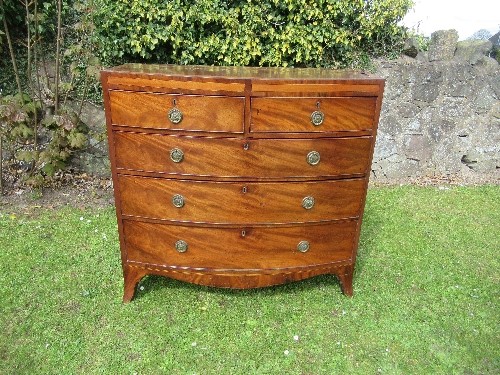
[172,194,185,208]
[168,98,183,124]
[306,151,320,166]
[297,240,310,253]
[170,148,184,163]
[310,110,324,126]
[302,196,315,210]
[175,240,188,253]
[310,101,324,126]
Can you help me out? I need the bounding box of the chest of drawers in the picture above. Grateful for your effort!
[100,64,384,302]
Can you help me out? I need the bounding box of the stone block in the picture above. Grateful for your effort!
[452,64,475,82]
[71,150,111,177]
[473,86,497,114]
[411,65,443,102]
[401,134,433,162]
[397,102,420,118]
[489,74,500,98]
[412,82,439,102]
[380,114,404,136]
[371,154,405,180]
[474,56,500,75]
[446,81,475,98]
[373,131,398,160]
[416,51,429,62]
[428,30,459,61]
[461,150,499,172]
[491,102,500,119]
[77,102,106,131]
[427,117,456,143]
[432,138,464,173]
[439,97,469,119]
[403,37,419,58]
[455,40,493,65]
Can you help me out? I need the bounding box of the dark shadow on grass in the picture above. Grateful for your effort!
[133,273,344,301]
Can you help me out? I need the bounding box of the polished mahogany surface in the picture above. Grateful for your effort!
[101,64,384,302]
[113,133,373,179]
[105,63,382,82]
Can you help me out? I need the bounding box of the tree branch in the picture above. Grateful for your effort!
[0,0,24,102]
[54,0,62,113]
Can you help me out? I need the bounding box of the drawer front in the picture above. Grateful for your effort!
[119,176,365,223]
[109,91,245,132]
[251,97,377,133]
[114,132,372,178]
[123,220,357,269]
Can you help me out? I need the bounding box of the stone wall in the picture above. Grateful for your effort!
[71,101,110,177]
[372,30,499,183]
[76,30,500,184]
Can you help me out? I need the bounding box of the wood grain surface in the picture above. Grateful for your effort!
[114,132,372,178]
[118,175,365,223]
[123,220,357,270]
[122,263,354,298]
[109,90,245,132]
[251,97,376,132]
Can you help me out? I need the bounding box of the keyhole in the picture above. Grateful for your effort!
[316,101,320,109]
[241,230,246,237]
[243,142,250,150]
[173,98,177,106]
[242,186,248,193]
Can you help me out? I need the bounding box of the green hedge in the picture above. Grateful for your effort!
[92,0,413,68]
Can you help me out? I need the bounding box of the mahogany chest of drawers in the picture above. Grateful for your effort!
[100,64,384,302]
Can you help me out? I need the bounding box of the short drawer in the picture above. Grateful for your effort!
[109,90,245,132]
[113,132,372,178]
[118,176,365,223]
[123,220,357,270]
[250,97,377,133]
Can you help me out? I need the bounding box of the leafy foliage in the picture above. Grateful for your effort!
[408,31,430,52]
[0,93,88,185]
[92,0,413,68]
[0,0,25,35]
[0,0,99,188]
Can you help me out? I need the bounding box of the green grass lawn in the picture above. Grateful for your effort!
[0,185,499,374]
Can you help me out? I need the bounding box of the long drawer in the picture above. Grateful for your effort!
[114,132,372,178]
[118,175,365,223]
[123,220,357,270]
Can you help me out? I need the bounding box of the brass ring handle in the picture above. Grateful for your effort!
[302,196,315,210]
[168,107,183,124]
[297,240,310,253]
[170,148,184,163]
[310,110,324,126]
[175,240,188,253]
[306,151,320,166]
[172,194,185,208]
